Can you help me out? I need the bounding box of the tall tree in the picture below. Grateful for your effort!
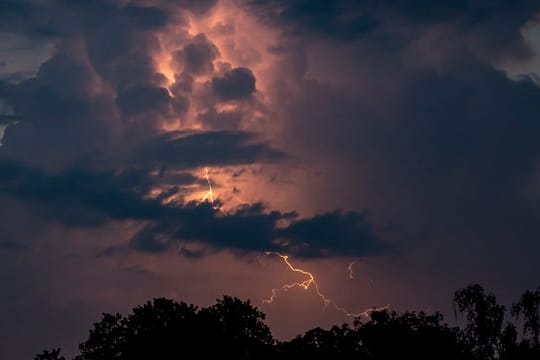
[199,296,275,359]
[511,287,540,347]
[454,284,505,359]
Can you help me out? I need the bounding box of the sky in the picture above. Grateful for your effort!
[1,0,540,358]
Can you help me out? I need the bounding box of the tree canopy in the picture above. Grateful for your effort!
[35,285,540,360]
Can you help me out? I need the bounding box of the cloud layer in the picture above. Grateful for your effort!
[1,0,540,358]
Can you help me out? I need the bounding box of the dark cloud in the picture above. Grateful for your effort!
[173,203,284,254]
[0,1,208,168]
[133,130,286,167]
[0,1,49,37]
[81,2,170,90]
[0,0,176,94]
[129,202,387,258]
[271,14,540,304]
[116,84,173,116]
[1,0,539,357]
[10,0,170,31]
[248,0,540,60]
[120,3,171,29]
[276,211,384,258]
[0,156,165,226]
[198,108,244,130]
[230,0,540,314]
[173,34,220,76]
[0,121,290,225]
[145,0,218,15]
[8,53,95,122]
[130,222,171,253]
[0,239,27,251]
[0,52,116,168]
[0,154,386,258]
[211,67,257,100]
[247,0,379,41]
[0,0,173,45]
[171,72,194,95]
[288,56,540,225]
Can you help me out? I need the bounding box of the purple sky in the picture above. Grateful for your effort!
[1,1,540,358]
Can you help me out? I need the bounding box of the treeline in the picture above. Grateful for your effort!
[36,284,540,360]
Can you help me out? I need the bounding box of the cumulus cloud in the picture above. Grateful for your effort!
[1,1,540,357]
[116,84,173,116]
[0,0,537,272]
[0,0,537,268]
[211,67,256,100]
[172,33,220,75]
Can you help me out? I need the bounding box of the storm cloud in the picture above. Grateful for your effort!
[212,67,257,100]
[1,0,540,358]
[0,152,385,258]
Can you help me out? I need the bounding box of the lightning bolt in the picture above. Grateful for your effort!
[263,252,389,318]
[198,167,215,206]
[348,259,374,287]
[196,169,387,318]
[0,119,20,148]
[0,124,7,148]
[348,260,358,280]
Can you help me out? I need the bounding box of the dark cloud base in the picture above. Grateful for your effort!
[0,154,387,258]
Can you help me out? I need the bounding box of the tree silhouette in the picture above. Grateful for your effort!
[34,348,65,360]
[278,310,469,359]
[511,287,540,347]
[454,284,505,359]
[75,313,128,360]
[74,299,202,360]
[199,296,275,359]
[499,323,521,360]
[73,296,272,360]
[356,310,470,360]
[35,284,540,360]
[279,324,360,359]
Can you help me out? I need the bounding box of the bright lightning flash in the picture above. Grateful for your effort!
[263,252,389,318]
[196,171,387,318]
[198,167,215,206]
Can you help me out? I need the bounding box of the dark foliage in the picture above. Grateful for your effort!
[35,348,65,360]
[454,284,506,359]
[36,285,540,360]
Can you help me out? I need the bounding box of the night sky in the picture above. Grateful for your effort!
[1,1,540,358]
